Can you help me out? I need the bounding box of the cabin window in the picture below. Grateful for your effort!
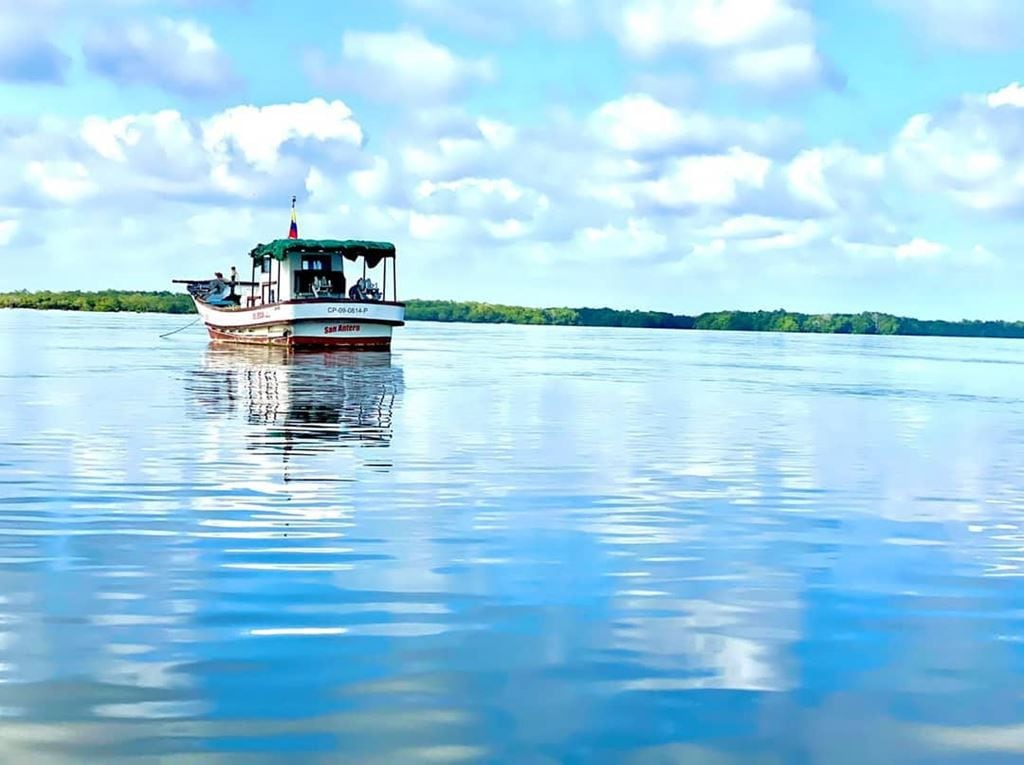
[261,257,271,274]
[302,255,327,271]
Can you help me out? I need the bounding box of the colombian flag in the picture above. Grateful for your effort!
[288,196,298,239]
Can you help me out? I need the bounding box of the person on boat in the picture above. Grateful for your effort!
[226,266,240,304]
[349,277,379,301]
[207,272,233,306]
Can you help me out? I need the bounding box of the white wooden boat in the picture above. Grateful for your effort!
[175,228,404,350]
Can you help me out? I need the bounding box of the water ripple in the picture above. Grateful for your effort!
[2,312,1024,761]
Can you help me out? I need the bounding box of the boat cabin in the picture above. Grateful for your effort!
[243,238,397,308]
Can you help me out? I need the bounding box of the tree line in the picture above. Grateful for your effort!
[0,290,195,314]
[3,291,1024,339]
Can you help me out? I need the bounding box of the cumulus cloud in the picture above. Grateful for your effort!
[644,148,773,209]
[415,176,550,240]
[202,100,364,170]
[307,28,495,105]
[572,217,669,260]
[588,93,798,155]
[4,98,365,208]
[893,82,1024,212]
[83,17,241,97]
[24,161,98,203]
[880,0,1024,51]
[611,0,834,91]
[617,0,813,55]
[384,99,904,264]
[348,157,392,202]
[698,215,823,252]
[835,236,948,261]
[719,43,826,91]
[0,75,990,312]
[785,144,886,214]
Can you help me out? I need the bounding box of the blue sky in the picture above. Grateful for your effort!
[1,0,1023,319]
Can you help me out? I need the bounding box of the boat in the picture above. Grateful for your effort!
[174,202,405,349]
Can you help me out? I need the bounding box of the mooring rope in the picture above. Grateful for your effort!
[159,316,202,339]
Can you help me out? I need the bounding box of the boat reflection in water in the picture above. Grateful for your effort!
[185,344,402,469]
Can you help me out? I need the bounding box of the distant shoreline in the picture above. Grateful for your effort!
[2,290,1023,339]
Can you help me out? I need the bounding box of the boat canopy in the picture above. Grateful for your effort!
[249,239,396,269]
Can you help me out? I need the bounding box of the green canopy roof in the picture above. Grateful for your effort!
[249,239,396,268]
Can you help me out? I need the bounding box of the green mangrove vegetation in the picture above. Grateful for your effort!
[3,290,1024,339]
[0,290,195,314]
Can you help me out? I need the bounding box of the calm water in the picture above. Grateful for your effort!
[3,309,1024,763]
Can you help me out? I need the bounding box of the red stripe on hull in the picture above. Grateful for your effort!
[206,327,391,350]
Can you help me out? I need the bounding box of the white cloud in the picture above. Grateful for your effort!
[24,161,97,203]
[187,207,255,247]
[409,211,466,240]
[4,98,367,209]
[612,0,830,90]
[416,177,526,204]
[720,43,825,91]
[308,28,495,105]
[786,144,886,214]
[967,243,998,264]
[590,93,704,153]
[0,219,18,246]
[414,176,550,235]
[688,215,823,257]
[348,158,392,201]
[893,83,1024,212]
[987,82,1024,108]
[880,0,1024,51]
[81,109,197,165]
[617,0,813,55]
[2,79,1000,315]
[836,236,948,261]
[644,148,772,208]
[896,237,947,260]
[589,93,797,155]
[82,17,240,97]
[476,118,517,150]
[202,99,363,170]
[699,215,823,251]
[482,218,529,240]
[398,115,523,182]
[574,218,669,259]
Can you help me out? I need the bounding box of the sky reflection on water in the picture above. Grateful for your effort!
[2,309,1024,762]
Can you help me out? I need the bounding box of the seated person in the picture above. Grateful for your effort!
[348,277,381,301]
[206,272,234,305]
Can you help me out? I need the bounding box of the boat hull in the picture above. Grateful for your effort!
[193,298,405,349]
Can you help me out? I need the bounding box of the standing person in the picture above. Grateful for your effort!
[228,266,239,304]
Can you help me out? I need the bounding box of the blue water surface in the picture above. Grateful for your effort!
[2,308,1024,763]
